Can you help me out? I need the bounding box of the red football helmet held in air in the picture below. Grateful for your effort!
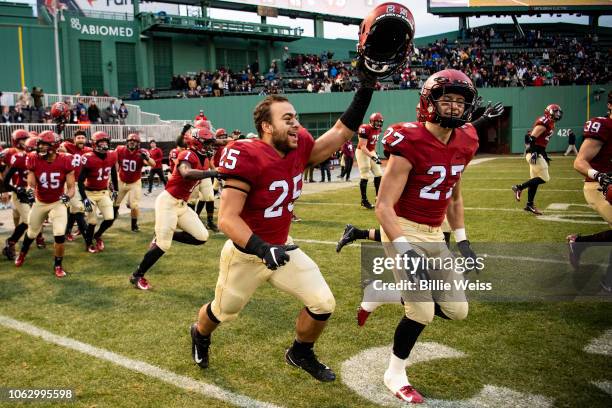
[369,112,384,129]
[51,102,71,121]
[185,127,215,156]
[92,131,111,153]
[357,2,415,77]
[417,69,480,128]
[11,129,29,147]
[37,130,61,156]
[544,104,563,122]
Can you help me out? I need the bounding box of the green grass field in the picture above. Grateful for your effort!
[0,156,610,407]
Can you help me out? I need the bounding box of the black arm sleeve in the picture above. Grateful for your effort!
[78,167,88,200]
[339,87,374,132]
[3,167,17,192]
[470,116,488,131]
[110,166,118,191]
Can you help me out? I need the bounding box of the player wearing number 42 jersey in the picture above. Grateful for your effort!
[129,127,218,290]
[78,131,118,253]
[14,131,75,278]
[113,133,155,232]
[190,65,377,381]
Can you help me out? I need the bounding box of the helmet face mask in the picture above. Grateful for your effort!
[12,129,29,148]
[126,133,140,151]
[37,131,60,157]
[357,2,415,78]
[545,104,563,122]
[92,131,111,153]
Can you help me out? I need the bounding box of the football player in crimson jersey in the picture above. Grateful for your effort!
[186,129,218,231]
[78,131,119,253]
[567,91,612,292]
[374,69,480,403]
[129,127,218,290]
[512,104,563,215]
[356,112,384,209]
[191,69,376,381]
[58,130,92,242]
[113,133,155,232]
[14,131,75,278]
[3,129,29,230]
[146,140,166,195]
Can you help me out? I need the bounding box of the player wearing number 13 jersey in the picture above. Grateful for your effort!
[191,79,376,381]
[375,69,479,403]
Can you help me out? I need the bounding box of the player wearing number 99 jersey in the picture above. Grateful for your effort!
[375,69,479,403]
[129,127,218,290]
[191,72,376,381]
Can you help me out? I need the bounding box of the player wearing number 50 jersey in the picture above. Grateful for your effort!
[113,133,155,232]
[78,131,119,253]
[375,69,479,403]
[14,131,75,278]
[191,65,377,381]
[129,127,218,291]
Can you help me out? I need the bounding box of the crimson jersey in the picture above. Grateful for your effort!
[8,151,28,188]
[169,148,180,174]
[26,152,74,203]
[358,124,382,152]
[532,115,556,148]
[61,142,92,180]
[116,145,147,184]
[149,147,163,169]
[212,146,224,168]
[382,122,479,227]
[3,147,23,185]
[81,150,118,191]
[583,116,612,180]
[165,149,205,201]
[218,128,315,245]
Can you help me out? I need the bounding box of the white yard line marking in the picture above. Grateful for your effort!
[0,315,281,408]
[584,329,612,357]
[468,157,497,166]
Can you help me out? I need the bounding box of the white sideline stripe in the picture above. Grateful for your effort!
[464,188,582,192]
[592,381,612,396]
[468,157,497,166]
[584,329,612,356]
[467,177,582,180]
[0,315,281,408]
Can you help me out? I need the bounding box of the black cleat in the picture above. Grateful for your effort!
[361,199,374,210]
[207,221,219,233]
[191,323,210,369]
[524,204,543,215]
[3,240,16,260]
[336,224,358,253]
[285,346,336,382]
[512,185,522,202]
[131,226,140,232]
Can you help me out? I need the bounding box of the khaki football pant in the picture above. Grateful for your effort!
[115,180,142,211]
[441,217,451,233]
[154,190,209,252]
[584,181,612,226]
[68,189,84,214]
[11,193,30,224]
[356,148,382,179]
[525,153,550,182]
[210,237,335,322]
[198,177,215,202]
[381,217,468,326]
[85,190,114,224]
[27,200,67,238]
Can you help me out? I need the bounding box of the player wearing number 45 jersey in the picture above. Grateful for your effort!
[375,69,479,403]
[78,131,118,253]
[190,65,378,381]
[113,133,155,232]
[129,127,218,290]
[15,131,75,278]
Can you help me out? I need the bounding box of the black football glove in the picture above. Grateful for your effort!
[140,151,150,161]
[371,156,382,165]
[82,197,93,212]
[401,249,430,283]
[483,101,504,120]
[457,240,479,274]
[355,58,378,89]
[110,190,118,202]
[60,194,70,206]
[25,189,35,205]
[595,172,612,191]
[260,244,299,270]
[529,151,539,164]
[15,187,30,203]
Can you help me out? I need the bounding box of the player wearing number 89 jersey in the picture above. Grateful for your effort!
[129,127,218,290]
[78,131,118,253]
[114,133,155,232]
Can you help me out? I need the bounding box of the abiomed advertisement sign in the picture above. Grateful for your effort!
[37,0,178,15]
[69,16,134,37]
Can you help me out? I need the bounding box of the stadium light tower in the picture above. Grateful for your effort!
[45,0,64,96]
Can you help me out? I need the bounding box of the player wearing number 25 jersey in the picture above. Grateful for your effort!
[129,127,218,291]
[191,71,376,381]
[375,69,479,403]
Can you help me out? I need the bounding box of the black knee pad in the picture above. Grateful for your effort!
[206,303,221,324]
[306,307,331,321]
[54,235,66,244]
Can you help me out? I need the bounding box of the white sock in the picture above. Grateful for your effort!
[360,301,383,312]
[384,353,409,392]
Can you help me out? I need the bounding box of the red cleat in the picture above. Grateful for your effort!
[14,252,27,267]
[512,185,522,202]
[356,306,371,327]
[95,238,105,252]
[36,234,46,249]
[149,237,157,250]
[66,234,74,242]
[54,266,67,278]
[130,275,150,290]
[394,385,424,404]
[86,244,98,254]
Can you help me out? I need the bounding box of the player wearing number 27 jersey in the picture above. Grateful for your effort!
[191,75,376,381]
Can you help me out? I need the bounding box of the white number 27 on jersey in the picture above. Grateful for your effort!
[419,165,465,200]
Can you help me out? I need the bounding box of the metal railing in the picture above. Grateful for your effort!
[0,123,187,147]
